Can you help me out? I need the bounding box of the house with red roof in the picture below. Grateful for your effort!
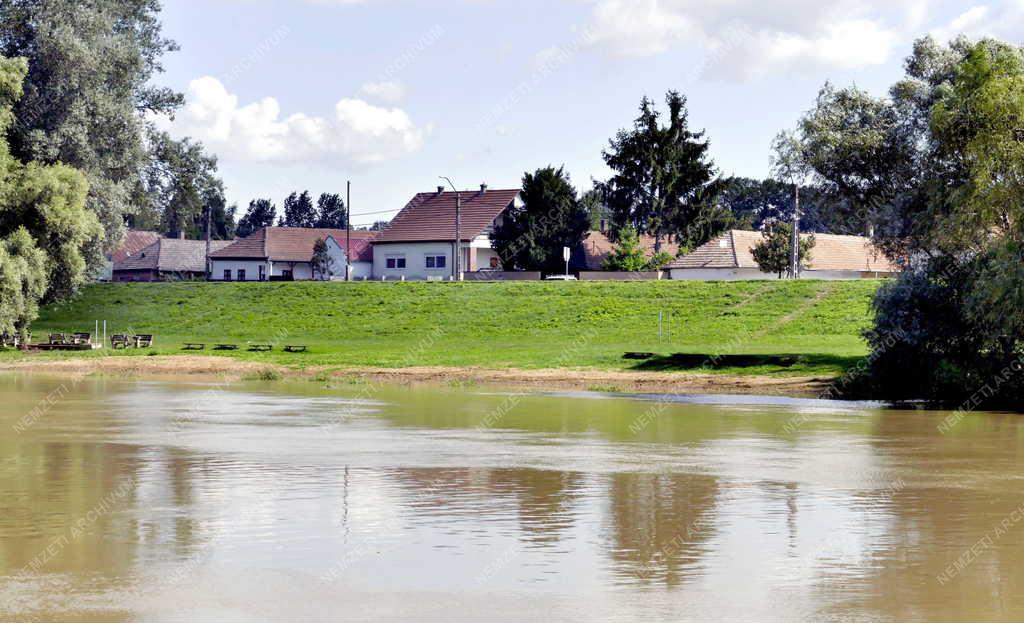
[372,184,521,280]
[209,227,376,281]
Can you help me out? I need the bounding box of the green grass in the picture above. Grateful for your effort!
[4,280,883,377]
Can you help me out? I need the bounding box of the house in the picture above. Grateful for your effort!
[97,230,161,281]
[667,229,899,280]
[371,185,521,280]
[578,229,681,271]
[209,227,376,281]
[112,237,232,282]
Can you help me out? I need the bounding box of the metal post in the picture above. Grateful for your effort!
[346,180,352,282]
[658,311,663,341]
[205,200,212,280]
[790,184,800,278]
[455,192,462,280]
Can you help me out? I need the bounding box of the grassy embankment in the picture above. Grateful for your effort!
[0,280,882,378]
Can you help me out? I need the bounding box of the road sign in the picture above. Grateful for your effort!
[563,246,570,262]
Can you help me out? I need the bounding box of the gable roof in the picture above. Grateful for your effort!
[210,227,377,262]
[667,230,897,272]
[110,230,161,263]
[580,230,682,271]
[113,238,232,273]
[373,188,520,243]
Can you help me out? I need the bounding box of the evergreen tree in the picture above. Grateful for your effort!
[490,166,590,274]
[236,199,277,238]
[315,193,347,229]
[280,191,316,227]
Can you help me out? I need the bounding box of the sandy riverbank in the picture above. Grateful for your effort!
[0,354,835,397]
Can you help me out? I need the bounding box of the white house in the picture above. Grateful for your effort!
[371,184,521,280]
[667,230,899,281]
[209,226,376,281]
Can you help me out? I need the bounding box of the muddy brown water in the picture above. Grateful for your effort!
[1,374,1022,622]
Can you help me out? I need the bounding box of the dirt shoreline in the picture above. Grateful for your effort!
[0,354,836,398]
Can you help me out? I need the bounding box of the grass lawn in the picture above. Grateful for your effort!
[3,280,883,377]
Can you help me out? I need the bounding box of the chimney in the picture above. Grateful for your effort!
[436,185,445,196]
[479,183,488,194]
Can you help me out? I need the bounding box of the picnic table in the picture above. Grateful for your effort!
[248,344,273,352]
[214,344,239,351]
[134,335,154,348]
[283,345,308,353]
[49,333,69,345]
[111,334,130,349]
[182,343,206,350]
[72,333,91,345]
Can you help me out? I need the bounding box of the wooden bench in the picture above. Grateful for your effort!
[283,345,308,353]
[49,333,68,345]
[182,343,206,350]
[111,334,130,349]
[134,335,154,348]
[72,333,91,345]
[248,344,273,352]
[214,344,239,351]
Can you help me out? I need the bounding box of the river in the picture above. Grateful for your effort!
[1,374,1022,622]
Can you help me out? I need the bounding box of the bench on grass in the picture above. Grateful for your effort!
[248,344,273,352]
[134,335,154,348]
[214,344,239,351]
[182,343,206,350]
[283,345,308,353]
[72,333,92,345]
[49,333,69,345]
[111,334,130,348]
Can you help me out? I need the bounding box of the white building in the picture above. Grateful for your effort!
[667,230,899,281]
[209,227,376,281]
[370,185,521,280]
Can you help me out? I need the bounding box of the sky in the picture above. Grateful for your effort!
[154,0,1024,228]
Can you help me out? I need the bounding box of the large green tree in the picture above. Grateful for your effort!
[236,199,277,238]
[314,193,347,229]
[0,0,181,265]
[490,166,590,274]
[0,55,99,337]
[280,191,316,228]
[600,91,720,251]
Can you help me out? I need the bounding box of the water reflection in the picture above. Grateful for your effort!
[3,374,1024,621]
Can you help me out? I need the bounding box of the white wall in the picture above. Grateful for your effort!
[372,242,456,280]
[670,267,871,281]
[210,259,269,281]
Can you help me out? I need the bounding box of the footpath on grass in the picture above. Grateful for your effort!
[1,279,883,398]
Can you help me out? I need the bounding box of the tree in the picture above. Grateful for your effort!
[601,225,674,271]
[490,166,590,274]
[0,54,99,335]
[770,130,812,277]
[314,193,347,229]
[751,224,815,279]
[311,238,334,280]
[236,199,277,238]
[142,131,229,240]
[280,191,316,228]
[600,91,720,251]
[580,187,608,230]
[0,0,182,267]
[601,225,648,271]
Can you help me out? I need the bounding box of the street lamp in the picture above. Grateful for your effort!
[440,176,462,280]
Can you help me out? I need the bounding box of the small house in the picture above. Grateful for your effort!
[209,227,376,281]
[667,230,899,280]
[112,237,232,282]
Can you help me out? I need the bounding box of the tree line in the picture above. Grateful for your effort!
[235,192,349,238]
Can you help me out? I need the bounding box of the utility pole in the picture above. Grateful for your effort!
[205,203,212,279]
[440,176,462,280]
[346,180,351,282]
[790,184,800,279]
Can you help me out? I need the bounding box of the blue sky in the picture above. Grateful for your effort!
[156,0,1021,227]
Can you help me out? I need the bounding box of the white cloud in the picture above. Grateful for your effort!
[578,0,929,79]
[930,4,1024,42]
[359,80,406,103]
[162,76,429,165]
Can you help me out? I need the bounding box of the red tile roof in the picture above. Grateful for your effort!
[110,230,161,263]
[668,230,898,272]
[211,227,377,263]
[113,238,232,273]
[580,230,682,271]
[373,189,520,243]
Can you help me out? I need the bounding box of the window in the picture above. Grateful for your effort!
[237,269,246,282]
[282,269,293,280]
[386,255,406,269]
[425,255,447,269]
[223,269,232,281]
